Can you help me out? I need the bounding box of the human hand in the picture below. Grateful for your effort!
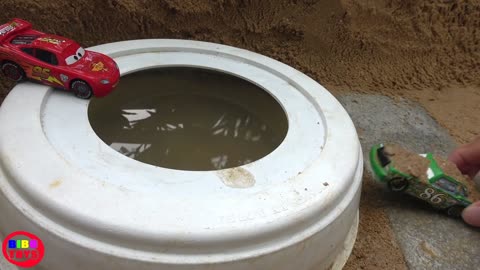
[448,137,480,226]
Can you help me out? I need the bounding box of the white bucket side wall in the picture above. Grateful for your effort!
[0,158,361,270]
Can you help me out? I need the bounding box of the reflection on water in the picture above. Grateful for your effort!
[88,68,288,171]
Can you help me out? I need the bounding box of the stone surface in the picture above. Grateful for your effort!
[338,94,480,270]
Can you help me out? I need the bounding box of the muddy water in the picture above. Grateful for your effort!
[88,68,288,171]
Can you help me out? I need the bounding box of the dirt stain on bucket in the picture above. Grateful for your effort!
[49,179,63,189]
[88,68,288,171]
[217,167,255,188]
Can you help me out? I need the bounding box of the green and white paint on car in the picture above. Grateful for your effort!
[370,143,472,217]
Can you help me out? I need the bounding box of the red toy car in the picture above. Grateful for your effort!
[0,18,120,99]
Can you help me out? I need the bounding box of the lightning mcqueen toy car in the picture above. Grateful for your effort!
[0,18,120,99]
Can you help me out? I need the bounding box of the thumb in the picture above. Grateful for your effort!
[462,201,480,227]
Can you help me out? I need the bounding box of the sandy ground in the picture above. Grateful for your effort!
[1,0,480,269]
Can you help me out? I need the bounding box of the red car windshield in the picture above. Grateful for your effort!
[63,44,86,65]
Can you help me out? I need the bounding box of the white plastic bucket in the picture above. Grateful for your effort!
[0,40,362,270]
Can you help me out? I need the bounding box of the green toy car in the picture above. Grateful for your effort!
[369,143,476,217]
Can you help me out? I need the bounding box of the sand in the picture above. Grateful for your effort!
[1,0,480,269]
[384,144,431,181]
[343,175,407,270]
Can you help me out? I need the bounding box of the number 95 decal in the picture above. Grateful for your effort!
[419,188,445,204]
[32,66,50,79]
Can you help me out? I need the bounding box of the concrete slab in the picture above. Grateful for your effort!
[337,94,480,270]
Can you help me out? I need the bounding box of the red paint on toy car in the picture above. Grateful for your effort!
[0,18,120,98]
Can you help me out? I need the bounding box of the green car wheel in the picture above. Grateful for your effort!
[388,177,409,192]
[446,205,465,218]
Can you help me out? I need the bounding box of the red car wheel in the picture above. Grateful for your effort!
[71,80,93,99]
[2,62,24,82]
